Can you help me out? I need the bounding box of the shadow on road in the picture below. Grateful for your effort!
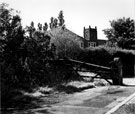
[1,90,43,114]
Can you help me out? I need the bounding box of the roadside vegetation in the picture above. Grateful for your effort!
[0,3,135,113]
[0,3,81,111]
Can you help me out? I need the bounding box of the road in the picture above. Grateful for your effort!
[29,78,135,114]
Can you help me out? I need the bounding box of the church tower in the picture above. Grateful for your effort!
[84,26,98,47]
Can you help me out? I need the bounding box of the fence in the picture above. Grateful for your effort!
[48,57,123,85]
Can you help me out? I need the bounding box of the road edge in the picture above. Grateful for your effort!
[106,91,135,114]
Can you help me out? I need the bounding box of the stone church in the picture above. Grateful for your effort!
[79,26,106,48]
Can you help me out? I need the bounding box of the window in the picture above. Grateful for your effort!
[93,42,96,47]
[88,42,91,47]
[81,42,84,48]
[88,42,96,47]
[85,30,90,40]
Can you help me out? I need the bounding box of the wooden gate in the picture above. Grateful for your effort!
[47,57,123,85]
[62,58,123,85]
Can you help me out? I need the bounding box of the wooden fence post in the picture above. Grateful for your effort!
[112,57,123,85]
[134,63,135,78]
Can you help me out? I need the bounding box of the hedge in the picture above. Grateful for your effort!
[74,46,135,77]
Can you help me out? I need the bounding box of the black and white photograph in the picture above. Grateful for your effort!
[0,0,135,114]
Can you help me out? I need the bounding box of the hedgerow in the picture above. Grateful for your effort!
[73,46,135,77]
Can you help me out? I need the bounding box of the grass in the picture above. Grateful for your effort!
[55,81,95,94]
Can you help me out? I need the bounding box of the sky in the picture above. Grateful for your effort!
[1,0,135,39]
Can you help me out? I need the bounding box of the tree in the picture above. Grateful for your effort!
[43,22,48,32]
[103,17,135,49]
[37,23,42,31]
[0,3,24,43]
[0,3,25,61]
[25,21,36,38]
[52,31,81,58]
[0,3,25,88]
[58,10,65,26]
[49,17,54,29]
[0,3,54,88]
[53,18,58,28]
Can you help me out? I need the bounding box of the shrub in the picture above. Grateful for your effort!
[74,46,135,77]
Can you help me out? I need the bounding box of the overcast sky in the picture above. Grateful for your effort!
[1,0,135,39]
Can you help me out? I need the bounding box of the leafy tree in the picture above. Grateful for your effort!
[0,3,24,61]
[49,17,58,29]
[25,21,36,38]
[103,17,135,49]
[43,22,48,32]
[49,11,65,29]
[0,3,55,89]
[0,3,24,47]
[58,10,65,26]
[53,18,58,28]
[37,22,42,31]
[49,17,54,29]
[51,29,81,58]
[0,3,25,89]
[24,21,56,85]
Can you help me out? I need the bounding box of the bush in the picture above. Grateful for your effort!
[77,47,112,66]
[73,46,135,77]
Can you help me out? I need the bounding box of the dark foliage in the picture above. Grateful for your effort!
[77,48,112,67]
[58,10,65,26]
[0,3,80,111]
[113,51,135,77]
[76,47,135,77]
[103,17,135,49]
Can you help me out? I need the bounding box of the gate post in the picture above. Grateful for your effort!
[112,57,123,85]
